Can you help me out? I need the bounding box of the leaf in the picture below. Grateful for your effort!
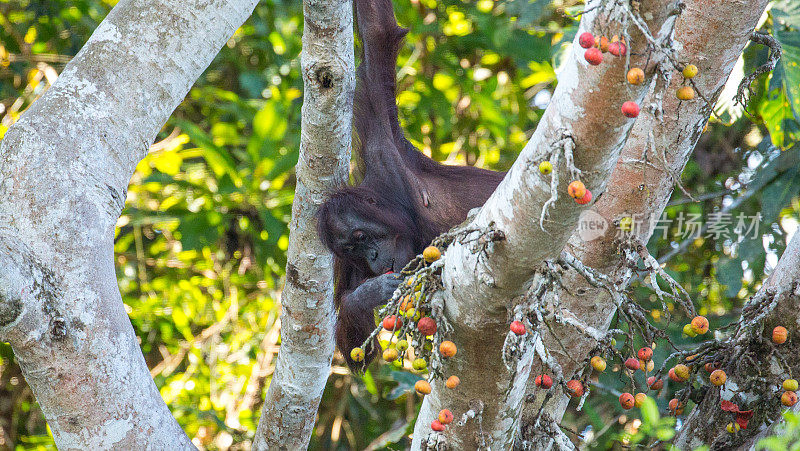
[640,397,660,426]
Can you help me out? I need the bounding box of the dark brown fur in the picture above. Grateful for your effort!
[317,0,505,371]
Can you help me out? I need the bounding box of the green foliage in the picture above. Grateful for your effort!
[0,0,799,449]
[756,411,800,450]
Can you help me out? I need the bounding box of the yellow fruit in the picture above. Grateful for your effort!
[676,86,695,101]
[412,358,427,370]
[539,161,553,175]
[634,393,647,408]
[567,180,586,199]
[396,339,409,353]
[783,379,799,391]
[727,422,740,433]
[627,68,645,85]
[350,347,365,362]
[415,380,432,394]
[383,348,399,362]
[423,246,441,263]
[674,364,690,380]
[683,323,697,337]
[619,216,634,232]
[590,356,607,372]
[710,369,726,386]
[682,64,698,79]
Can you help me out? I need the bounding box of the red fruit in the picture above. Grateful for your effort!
[637,347,653,361]
[669,398,684,415]
[578,32,595,49]
[510,320,526,335]
[584,48,603,65]
[431,419,445,432]
[704,362,718,373]
[624,358,641,371]
[535,374,553,389]
[782,391,798,407]
[575,189,593,205]
[647,376,663,391]
[438,409,454,425]
[691,316,710,335]
[382,315,402,331]
[621,101,640,118]
[566,380,584,398]
[773,326,788,344]
[417,317,437,336]
[608,41,627,56]
[619,392,635,410]
[668,367,686,383]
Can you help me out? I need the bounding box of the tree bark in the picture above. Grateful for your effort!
[0,0,258,448]
[411,1,681,448]
[519,0,769,447]
[253,0,355,448]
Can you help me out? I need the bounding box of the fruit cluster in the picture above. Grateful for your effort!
[577,31,699,121]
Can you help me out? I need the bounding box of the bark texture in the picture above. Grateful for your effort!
[253,0,355,448]
[411,1,680,448]
[0,0,258,448]
[519,0,769,447]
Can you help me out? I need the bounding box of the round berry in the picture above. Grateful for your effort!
[727,422,740,433]
[412,358,428,370]
[415,380,432,394]
[446,375,460,389]
[350,347,365,362]
[674,364,690,381]
[578,32,595,49]
[438,409,454,425]
[683,323,697,337]
[584,47,603,65]
[396,339,409,353]
[627,68,645,85]
[566,379,584,398]
[510,320,526,335]
[773,326,788,344]
[423,246,441,262]
[676,86,696,101]
[567,180,587,199]
[782,391,798,407]
[619,392,635,410]
[784,379,799,391]
[682,64,698,79]
[634,392,647,408]
[621,101,640,118]
[431,419,445,432]
[647,376,663,391]
[638,347,653,361]
[609,41,627,56]
[710,369,727,386]
[383,348,399,362]
[691,316,710,335]
[590,356,607,372]
[625,358,641,371]
[439,340,457,358]
[417,317,437,336]
[538,161,553,175]
[575,189,593,205]
[382,315,402,331]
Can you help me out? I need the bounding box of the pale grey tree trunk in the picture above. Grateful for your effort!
[253,0,355,448]
[518,0,769,448]
[411,1,681,448]
[0,0,258,448]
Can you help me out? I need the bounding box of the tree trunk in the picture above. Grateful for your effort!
[517,0,769,448]
[411,1,681,448]
[253,0,355,448]
[0,0,258,447]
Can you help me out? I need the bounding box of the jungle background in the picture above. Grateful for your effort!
[0,0,799,449]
